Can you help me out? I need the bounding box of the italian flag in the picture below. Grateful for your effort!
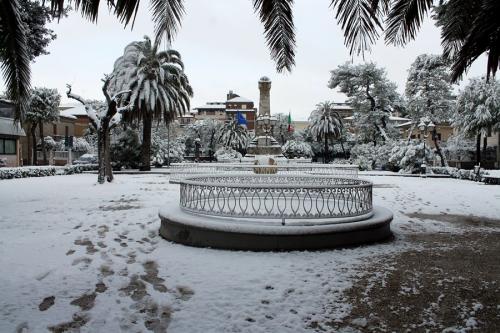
[287,112,293,132]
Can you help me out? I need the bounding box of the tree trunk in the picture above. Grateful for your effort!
[30,124,37,165]
[39,121,47,165]
[340,139,347,159]
[476,133,481,165]
[407,123,416,143]
[140,114,152,171]
[105,129,113,182]
[482,135,488,157]
[97,128,106,184]
[432,129,447,167]
[324,136,328,164]
[497,131,500,169]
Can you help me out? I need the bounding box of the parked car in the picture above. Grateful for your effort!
[74,154,97,165]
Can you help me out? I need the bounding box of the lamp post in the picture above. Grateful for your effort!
[418,118,435,175]
[194,137,201,163]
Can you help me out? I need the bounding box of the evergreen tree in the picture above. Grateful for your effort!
[328,62,402,145]
[405,54,455,166]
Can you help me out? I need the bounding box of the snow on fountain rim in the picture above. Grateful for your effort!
[159,204,391,235]
[178,173,372,189]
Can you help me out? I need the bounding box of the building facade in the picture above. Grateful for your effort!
[193,91,258,131]
[0,100,25,167]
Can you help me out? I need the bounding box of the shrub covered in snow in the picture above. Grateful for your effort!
[431,166,487,180]
[72,137,92,153]
[0,165,97,180]
[282,140,313,159]
[214,147,242,162]
[43,136,58,151]
[388,141,432,173]
[350,140,432,172]
[349,143,378,171]
[110,128,142,169]
[151,139,185,167]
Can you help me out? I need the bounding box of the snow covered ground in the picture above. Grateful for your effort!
[0,174,498,332]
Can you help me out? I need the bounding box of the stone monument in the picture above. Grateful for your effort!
[245,76,285,160]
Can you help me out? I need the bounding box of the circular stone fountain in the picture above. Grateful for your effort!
[159,174,393,250]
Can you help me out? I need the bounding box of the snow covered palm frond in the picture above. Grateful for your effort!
[308,101,344,141]
[454,77,500,136]
[218,121,249,151]
[108,36,192,124]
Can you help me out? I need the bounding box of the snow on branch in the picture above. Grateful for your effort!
[66,84,100,129]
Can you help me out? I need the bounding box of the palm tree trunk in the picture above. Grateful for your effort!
[432,129,447,167]
[30,124,37,165]
[39,121,47,165]
[476,132,481,165]
[140,114,152,171]
[324,136,328,164]
[482,135,488,157]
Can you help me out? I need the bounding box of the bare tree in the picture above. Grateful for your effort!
[66,76,130,183]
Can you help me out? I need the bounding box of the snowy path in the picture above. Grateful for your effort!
[0,174,498,332]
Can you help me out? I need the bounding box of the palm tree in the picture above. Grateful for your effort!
[0,0,31,120]
[25,87,61,165]
[3,0,500,120]
[308,102,343,164]
[218,120,249,154]
[110,36,193,171]
[454,77,500,165]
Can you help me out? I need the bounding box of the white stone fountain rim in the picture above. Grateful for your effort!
[178,173,372,189]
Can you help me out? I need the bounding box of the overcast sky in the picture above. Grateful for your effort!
[1,0,487,120]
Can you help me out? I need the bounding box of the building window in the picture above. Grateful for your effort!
[487,126,492,137]
[206,110,215,115]
[0,138,16,155]
[436,133,442,141]
[53,124,57,135]
[65,126,69,137]
[241,104,247,109]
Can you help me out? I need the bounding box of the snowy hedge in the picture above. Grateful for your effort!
[431,167,487,180]
[0,165,97,180]
[350,140,432,172]
[214,147,242,162]
[282,140,313,159]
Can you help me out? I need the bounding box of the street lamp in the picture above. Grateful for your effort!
[418,118,435,175]
[194,137,201,163]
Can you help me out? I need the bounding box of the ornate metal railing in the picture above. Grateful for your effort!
[178,174,372,220]
[169,163,359,182]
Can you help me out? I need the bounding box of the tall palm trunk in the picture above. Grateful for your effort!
[482,135,488,157]
[476,132,481,165]
[324,135,328,164]
[432,128,447,167]
[39,121,47,165]
[140,113,152,171]
[30,124,37,165]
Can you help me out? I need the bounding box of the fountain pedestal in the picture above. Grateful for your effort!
[244,76,285,161]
